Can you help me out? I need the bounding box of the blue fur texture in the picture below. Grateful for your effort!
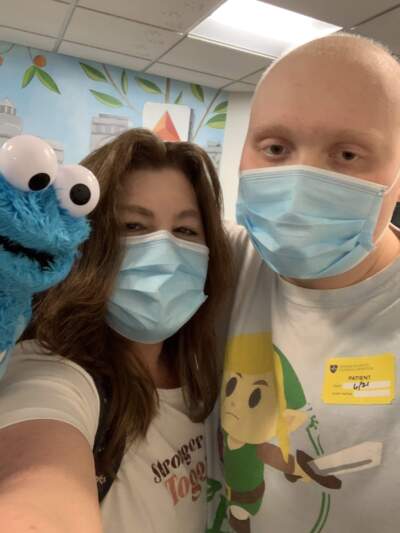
[0,174,90,376]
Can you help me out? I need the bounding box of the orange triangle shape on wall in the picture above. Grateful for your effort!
[153,111,181,141]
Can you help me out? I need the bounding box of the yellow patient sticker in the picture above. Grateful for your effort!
[322,354,396,405]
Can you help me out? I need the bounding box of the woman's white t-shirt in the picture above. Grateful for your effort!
[0,340,208,533]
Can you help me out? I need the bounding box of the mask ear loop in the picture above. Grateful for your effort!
[374,167,400,245]
[384,166,400,196]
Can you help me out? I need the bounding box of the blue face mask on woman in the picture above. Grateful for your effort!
[236,165,398,279]
[106,230,209,343]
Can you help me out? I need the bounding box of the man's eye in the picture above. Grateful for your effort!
[341,150,357,161]
[265,144,287,157]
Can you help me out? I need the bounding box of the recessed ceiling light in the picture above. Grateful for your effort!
[190,0,341,57]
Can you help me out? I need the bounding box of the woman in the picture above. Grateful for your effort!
[0,129,232,533]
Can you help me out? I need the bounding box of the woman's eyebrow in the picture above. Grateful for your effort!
[122,205,154,217]
[176,209,201,221]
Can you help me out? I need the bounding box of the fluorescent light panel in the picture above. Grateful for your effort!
[190,0,341,57]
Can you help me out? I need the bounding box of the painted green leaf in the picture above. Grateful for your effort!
[136,77,162,94]
[21,65,36,88]
[90,90,123,108]
[174,90,183,104]
[214,100,228,113]
[35,68,60,94]
[206,113,227,129]
[121,69,128,95]
[191,84,204,102]
[80,62,107,82]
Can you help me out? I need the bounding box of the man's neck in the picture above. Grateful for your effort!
[287,226,400,290]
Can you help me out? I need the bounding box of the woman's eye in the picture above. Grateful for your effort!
[174,227,197,236]
[126,222,145,231]
[264,144,288,157]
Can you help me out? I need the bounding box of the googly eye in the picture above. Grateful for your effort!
[0,134,58,192]
[54,164,100,217]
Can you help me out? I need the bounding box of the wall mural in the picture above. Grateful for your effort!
[0,42,227,168]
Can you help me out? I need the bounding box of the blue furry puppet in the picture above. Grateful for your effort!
[0,134,99,379]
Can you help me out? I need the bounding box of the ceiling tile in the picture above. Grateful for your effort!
[351,7,400,54]
[224,81,256,93]
[161,37,270,79]
[59,42,150,70]
[264,0,399,28]
[78,0,223,32]
[241,68,269,84]
[1,0,69,37]
[65,7,182,60]
[0,27,56,51]
[146,62,230,88]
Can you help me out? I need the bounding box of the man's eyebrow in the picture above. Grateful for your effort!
[121,205,154,217]
[326,127,385,145]
[253,379,268,387]
[251,125,292,142]
[251,124,385,147]
[236,373,243,379]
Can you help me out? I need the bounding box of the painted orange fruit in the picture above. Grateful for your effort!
[33,55,46,68]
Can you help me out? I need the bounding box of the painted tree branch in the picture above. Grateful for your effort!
[191,89,222,141]
[102,64,140,114]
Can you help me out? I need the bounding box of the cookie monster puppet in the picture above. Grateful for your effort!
[0,134,99,379]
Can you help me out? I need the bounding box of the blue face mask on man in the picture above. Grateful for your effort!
[106,230,209,344]
[236,165,398,279]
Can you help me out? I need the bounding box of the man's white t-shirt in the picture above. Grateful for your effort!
[206,225,400,533]
[0,341,208,533]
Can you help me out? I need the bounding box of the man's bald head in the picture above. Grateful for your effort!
[262,33,400,81]
[252,33,400,124]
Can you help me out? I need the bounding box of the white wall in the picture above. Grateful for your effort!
[219,91,253,221]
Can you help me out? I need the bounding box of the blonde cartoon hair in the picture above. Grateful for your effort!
[224,332,291,460]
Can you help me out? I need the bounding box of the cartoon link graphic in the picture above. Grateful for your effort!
[208,332,382,533]
[0,134,99,378]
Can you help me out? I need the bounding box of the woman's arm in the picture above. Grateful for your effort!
[0,419,102,533]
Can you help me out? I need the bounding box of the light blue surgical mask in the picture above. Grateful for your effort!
[106,230,209,343]
[237,165,398,279]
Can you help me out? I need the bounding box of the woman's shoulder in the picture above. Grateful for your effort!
[9,339,96,388]
[0,339,100,447]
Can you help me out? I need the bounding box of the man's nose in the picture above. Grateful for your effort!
[295,149,328,170]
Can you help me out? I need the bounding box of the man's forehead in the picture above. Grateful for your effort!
[249,66,398,140]
[253,34,400,112]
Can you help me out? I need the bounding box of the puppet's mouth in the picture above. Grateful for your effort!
[0,234,54,269]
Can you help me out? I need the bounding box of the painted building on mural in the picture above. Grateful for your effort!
[90,113,132,151]
[0,98,22,144]
[0,97,64,163]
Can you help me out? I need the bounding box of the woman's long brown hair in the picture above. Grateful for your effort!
[29,128,232,476]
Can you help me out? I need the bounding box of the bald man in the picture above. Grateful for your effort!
[206,34,400,533]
